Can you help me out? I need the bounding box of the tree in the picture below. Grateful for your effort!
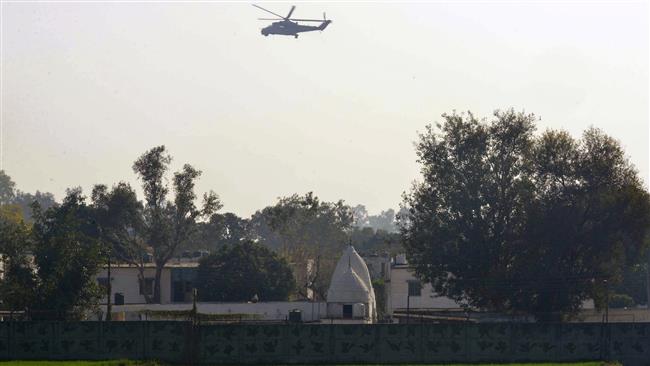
[401,109,650,320]
[197,240,295,302]
[0,170,57,221]
[0,170,16,205]
[350,226,402,255]
[249,192,353,300]
[352,204,370,227]
[13,191,57,222]
[29,189,104,319]
[613,261,648,306]
[352,205,401,233]
[131,146,221,303]
[0,205,35,312]
[91,182,148,308]
[368,209,397,232]
[189,212,250,251]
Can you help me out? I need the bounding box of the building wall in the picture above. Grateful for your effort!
[389,265,460,313]
[102,301,327,322]
[96,266,173,305]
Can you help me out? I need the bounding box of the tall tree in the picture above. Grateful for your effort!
[91,182,149,303]
[197,240,295,302]
[29,189,104,319]
[13,191,57,222]
[189,212,250,251]
[401,110,650,320]
[352,204,370,227]
[0,170,16,205]
[250,192,353,299]
[132,146,221,303]
[0,205,35,312]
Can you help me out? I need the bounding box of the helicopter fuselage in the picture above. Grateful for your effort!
[261,20,330,38]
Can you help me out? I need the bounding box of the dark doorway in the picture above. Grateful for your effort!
[343,304,353,319]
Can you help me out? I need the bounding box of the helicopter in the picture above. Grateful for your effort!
[253,4,331,38]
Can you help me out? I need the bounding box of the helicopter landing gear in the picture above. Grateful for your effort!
[294,34,299,39]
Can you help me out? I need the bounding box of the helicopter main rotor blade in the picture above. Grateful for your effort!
[287,18,325,22]
[258,18,284,21]
[286,5,295,19]
[252,4,286,20]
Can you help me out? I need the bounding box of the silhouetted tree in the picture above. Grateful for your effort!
[189,212,250,251]
[29,189,104,319]
[249,192,353,299]
[0,170,15,205]
[401,109,650,320]
[197,240,295,302]
[131,146,221,303]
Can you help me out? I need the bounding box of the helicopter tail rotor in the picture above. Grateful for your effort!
[319,18,332,31]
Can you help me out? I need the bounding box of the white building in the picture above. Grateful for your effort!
[96,262,197,305]
[95,246,380,323]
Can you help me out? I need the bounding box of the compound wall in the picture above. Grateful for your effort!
[0,322,648,365]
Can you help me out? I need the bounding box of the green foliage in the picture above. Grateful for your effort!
[372,278,387,319]
[249,192,353,300]
[350,226,402,255]
[12,191,57,222]
[352,204,406,233]
[0,170,16,205]
[608,293,635,309]
[0,171,56,222]
[91,182,145,264]
[402,109,650,320]
[1,189,100,317]
[28,189,104,319]
[0,206,35,311]
[613,261,648,305]
[189,212,251,251]
[129,146,222,303]
[197,240,295,302]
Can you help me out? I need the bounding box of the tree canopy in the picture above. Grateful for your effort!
[93,146,222,303]
[249,192,353,300]
[401,109,650,320]
[0,170,16,205]
[0,170,57,222]
[197,240,295,302]
[0,189,103,319]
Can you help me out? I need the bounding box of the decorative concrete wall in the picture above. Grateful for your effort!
[0,322,648,365]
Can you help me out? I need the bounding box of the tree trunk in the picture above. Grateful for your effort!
[136,265,153,304]
[646,249,650,312]
[153,264,163,304]
[106,255,112,321]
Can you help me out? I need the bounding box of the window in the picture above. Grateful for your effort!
[139,278,154,296]
[408,280,421,297]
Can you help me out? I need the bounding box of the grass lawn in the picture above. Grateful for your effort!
[0,362,618,366]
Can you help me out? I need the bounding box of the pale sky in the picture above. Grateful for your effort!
[2,1,648,217]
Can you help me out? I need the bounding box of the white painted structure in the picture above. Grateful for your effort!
[388,264,460,314]
[96,262,196,305]
[325,245,376,322]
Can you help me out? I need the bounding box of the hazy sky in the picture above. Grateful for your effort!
[2,1,648,217]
